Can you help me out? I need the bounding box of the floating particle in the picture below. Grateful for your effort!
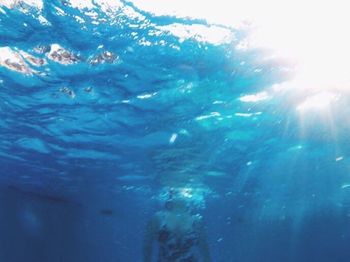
[169,133,177,144]
[341,184,350,189]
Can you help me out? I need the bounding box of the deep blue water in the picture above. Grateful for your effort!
[1,1,350,262]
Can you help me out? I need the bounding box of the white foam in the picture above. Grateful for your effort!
[0,0,43,10]
[0,46,32,74]
[69,0,94,10]
[156,23,233,45]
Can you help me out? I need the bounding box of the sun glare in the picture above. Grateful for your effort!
[296,92,339,112]
[132,0,350,93]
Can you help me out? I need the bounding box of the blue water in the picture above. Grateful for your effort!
[1,1,350,262]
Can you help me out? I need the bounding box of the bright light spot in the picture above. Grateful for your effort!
[296,92,339,112]
[0,46,17,61]
[94,0,123,12]
[239,92,269,102]
[156,24,233,45]
[131,0,350,92]
[38,14,50,25]
[0,0,43,10]
[291,145,303,150]
[336,156,344,162]
[74,15,85,24]
[195,112,221,121]
[235,113,253,117]
[69,0,94,9]
[341,184,350,189]
[130,0,254,27]
[136,92,157,99]
[213,100,225,104]
[178,129,189,135]
[0,46,32,74]
[235,112,261,117]
[169,133,177,144]
[180,187,193,198]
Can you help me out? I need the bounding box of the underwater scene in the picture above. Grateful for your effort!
[1,0,350,261]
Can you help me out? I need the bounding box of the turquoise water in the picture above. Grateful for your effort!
[1,1,350,261]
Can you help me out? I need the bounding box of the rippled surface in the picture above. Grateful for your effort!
[0,0,284,195]
[1,1,350,262]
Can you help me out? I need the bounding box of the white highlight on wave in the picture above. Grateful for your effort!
[156,23,234,45]
[239,92,269,103]
[0,0,43,10]
[296,92,339,112]
[0,46,32,74]
[3,0,350,97]
[0,0,234,46]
